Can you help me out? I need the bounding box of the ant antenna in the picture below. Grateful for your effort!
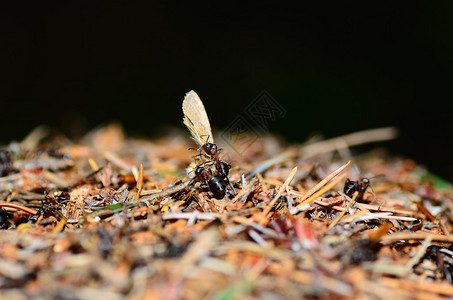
[351,161,366,178]
[200,134,211,144]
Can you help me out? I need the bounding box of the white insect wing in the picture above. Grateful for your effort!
[182,90,214,146]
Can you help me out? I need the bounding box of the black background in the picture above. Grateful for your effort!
[2,2,453,180]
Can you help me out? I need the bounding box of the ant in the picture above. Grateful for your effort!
[191,142,223,172]
[194,142,220,161]
[193,162,233,199]
[189,136,236,199]
[29,192,70,224]
[190,136,223,169]
[343,178,375,202]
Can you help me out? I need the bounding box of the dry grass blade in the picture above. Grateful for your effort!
[196,193,212,212]
[50,218,67,235]
[136,179,192,204]
[178,228,219,275]
[0,202,37,215]
[134,164,144,200]
[20,125,49,151]
[162,212,219,221]
[297,161,350,205]
[43,171,70,188]
[246,151,293,179]
[88,157,104,184]
[300,127,398,157]
[404,236,433,273]
[104,151,132,171]
[298,173,347,207]
[381,232,453,243]
[356,203,423,217]
[232,177,259,203]
[262,166,298,217]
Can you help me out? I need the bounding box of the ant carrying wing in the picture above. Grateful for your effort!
[182,90,236,199]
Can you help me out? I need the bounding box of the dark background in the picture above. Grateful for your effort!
[2,2,453,181]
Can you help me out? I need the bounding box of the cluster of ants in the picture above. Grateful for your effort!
[186,140,374,203]
[187,140,375,202]
[189,141,235,200]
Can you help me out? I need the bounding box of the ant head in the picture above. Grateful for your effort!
[195,165,212,178]
[219,161,231,175]
[203,143,217,154]
[220,161,230,170]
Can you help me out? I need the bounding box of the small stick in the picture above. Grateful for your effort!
[103,151,132,171]
[297,161,350,204]
[381,232,453,244]
[131,165,139,182]
[248,229,269,248]
[366,222,394,241]
[35,215,44,226]
[196,193,212,212]
[88,158,103,183]
[356,203,423,217]
[0,173,22,183]
[300,127,398,158]
[232,177,259,203]
[20,125,49,151]
[88,158,99,172]
[162,212,219,221]
[134,164,144,200]
[118,189,129,203]
[246,151,293,179]
[51,217,67,235]
[298,173,347,206]
[348,213,418,223]
[0,202,37,215]
[262,167,298,218]
[140,189,163,196]
[43,171,70,188]
[135,179,192,204]
[381,277,453,297]
[405,236,433,273]
[313,199,347,212]
[415,202,436,222]
[440,219,450,236]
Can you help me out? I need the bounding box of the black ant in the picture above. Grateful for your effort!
[29,192,70,224]
[29,207,51,224]
[189,136,236,199]
[191,142,223,170]
[193,162,233,199]
[343,178,375,202]
[189,135,222,166]
[196,142,220,160]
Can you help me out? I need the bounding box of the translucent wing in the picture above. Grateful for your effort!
[182,90,214,146]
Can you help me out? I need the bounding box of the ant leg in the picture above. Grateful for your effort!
[228,181,236,195]
[368,184,376,202]
[192,152,205,160]
[188,145,204,152]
